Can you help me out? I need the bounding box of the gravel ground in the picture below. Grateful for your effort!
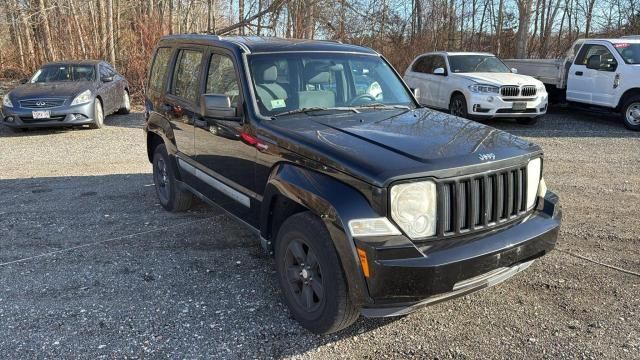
[0,83,639,358]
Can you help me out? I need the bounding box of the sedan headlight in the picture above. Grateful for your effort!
[70,90,92,106]
[2,94,13,108]
[468,84,499,94]
[526,158,542,210]
[390,181,437,239]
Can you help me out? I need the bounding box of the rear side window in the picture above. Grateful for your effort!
[172,49,203,103]
[206,54,240,105]
[412,56,434,74]
[149,47,173,92]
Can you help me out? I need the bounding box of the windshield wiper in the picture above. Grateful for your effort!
[355,103,412,110]
[272,107,359,118]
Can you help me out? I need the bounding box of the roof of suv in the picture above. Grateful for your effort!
[158,34,379,55]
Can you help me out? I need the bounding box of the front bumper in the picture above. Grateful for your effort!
[356,191,561,317]
[467,92,548,118]
[1,102,95,128]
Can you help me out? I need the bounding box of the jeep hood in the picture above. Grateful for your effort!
[265,108,541,187]
[454,72,542,86]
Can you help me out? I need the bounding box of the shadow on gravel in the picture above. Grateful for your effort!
[485,105,640,138]
[0,112,145,137]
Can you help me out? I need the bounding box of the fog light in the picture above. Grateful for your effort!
[5,116,14,123]
[487,96,494,102]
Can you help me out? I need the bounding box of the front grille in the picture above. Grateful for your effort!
[19,98,66,109]
[500,86,537,98]
[438,165,528,237]
[500,86,520,97]
[521,86,537,97]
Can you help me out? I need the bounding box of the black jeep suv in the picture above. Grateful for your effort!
[144,35,561,334]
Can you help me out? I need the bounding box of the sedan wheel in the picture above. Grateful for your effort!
[90,99,104,129]
[119,91,131,114]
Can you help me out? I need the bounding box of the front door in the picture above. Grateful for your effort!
[98,63,117,112]
[567,44,615,104]
[194,49,259,225]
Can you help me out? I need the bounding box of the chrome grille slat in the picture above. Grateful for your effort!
[500,85,537,98]
[521,86,537,97]
[500,86,519,97]
[437,165,528,238]
[19,98,66,109]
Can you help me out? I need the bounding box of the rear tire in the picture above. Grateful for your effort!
[516,117,539,125]
[449,94,469,119]
[152,144,193,212]
[118,90,131,114]
[275,212,359,334]
[621,96,640,131]
[90,98,104,129]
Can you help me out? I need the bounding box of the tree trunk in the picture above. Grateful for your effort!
[38,0,56,61]
[515,0,534,58]
[107,0,116,65]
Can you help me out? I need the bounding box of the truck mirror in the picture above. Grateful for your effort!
[586,54,602,70]
[200,94,237,119]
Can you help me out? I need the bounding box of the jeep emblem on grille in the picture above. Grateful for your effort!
[479,153,496,161]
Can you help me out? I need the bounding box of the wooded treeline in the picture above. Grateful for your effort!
[1,0,639,94]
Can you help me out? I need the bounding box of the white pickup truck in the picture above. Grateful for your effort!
[504,38,640,130]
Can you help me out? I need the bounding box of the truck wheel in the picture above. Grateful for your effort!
[152,144,193,212]
[516,117,539,125]
[275,212,359,334]
[622,97,640,131]
[450,94,469,119]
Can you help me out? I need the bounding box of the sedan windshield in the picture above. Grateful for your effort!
[247,53,415,117]
[448,55,511,73]
[613,43,640,64]
[30,65,96,83]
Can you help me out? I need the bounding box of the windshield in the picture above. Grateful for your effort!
[30,65,96,83]
[248,53,415,117]
[448,55,511,73]
[613,43,640,64]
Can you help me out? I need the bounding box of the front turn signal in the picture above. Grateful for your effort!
[357,247,370,278]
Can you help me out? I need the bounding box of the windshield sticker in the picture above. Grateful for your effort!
[614,43,630,48]
[271,99,286,109]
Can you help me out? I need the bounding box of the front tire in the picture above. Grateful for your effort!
[118,90,131,114]
[621,96,640,131]
[450,94,469,119]
[90,98,104,129]
[275,212,359,334]
[152,144,193,212]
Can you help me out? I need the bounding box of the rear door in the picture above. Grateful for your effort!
[430,55,449,108]
[404,55,435,107]
[163,48,205,158]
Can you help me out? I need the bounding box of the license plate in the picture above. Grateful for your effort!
[512,102,527,111]
[32,111,50,119]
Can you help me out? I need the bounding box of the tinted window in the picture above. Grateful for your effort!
[30,65,96,83]
[206,54,240,105]
[149,47,173,92]
[448,55,510,73]
[172,49,203,102]
[575,44,618,71]
[412,56,434,74]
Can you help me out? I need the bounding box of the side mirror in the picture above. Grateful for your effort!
[101,75,114,82]
[433,67,446,75]
[410,87,420,98]
[511,68,518,74]
[586,54,602,70]
[19,78,28,84]
[200,94,236,119]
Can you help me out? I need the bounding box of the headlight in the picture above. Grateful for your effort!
[468,84,499,94]
[2,94,13,108]
[70,90,92,105]
[537,83,547,93]
[390,181,437,239]
[526,158,542,210]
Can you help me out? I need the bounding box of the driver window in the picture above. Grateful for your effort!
[206,53,240,105]
[432,56,447,74]
[576,45,617,71]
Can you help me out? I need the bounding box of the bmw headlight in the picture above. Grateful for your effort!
[2,94,13,108]
[536,83,547,93]
[526,158,542,210]
[390,181,437,239]
[468,84,499,94]
[70,90,92,106]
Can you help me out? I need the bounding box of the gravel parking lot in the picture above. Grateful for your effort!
[1,81,639,358]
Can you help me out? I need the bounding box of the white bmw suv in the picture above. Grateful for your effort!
[404,52,548,124]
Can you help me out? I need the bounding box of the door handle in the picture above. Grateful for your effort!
[575,71,583,76]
